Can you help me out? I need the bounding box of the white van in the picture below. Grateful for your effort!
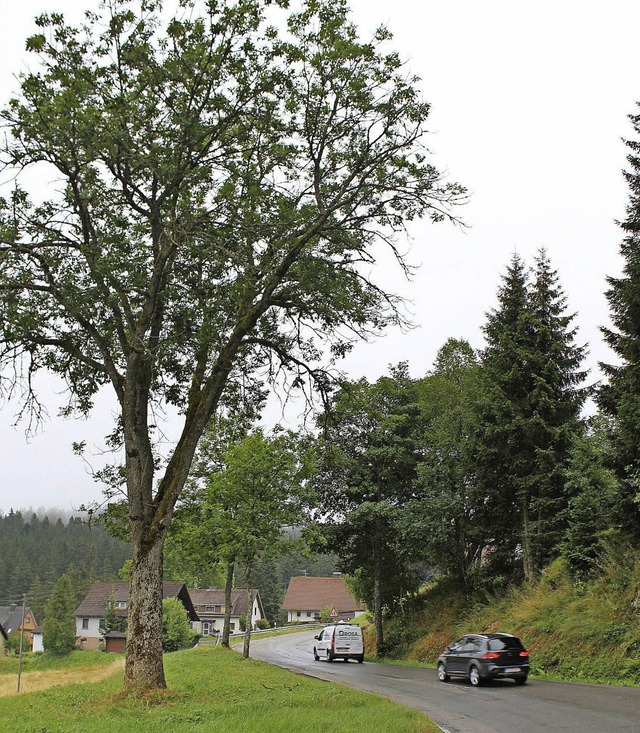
[313,623,365,663]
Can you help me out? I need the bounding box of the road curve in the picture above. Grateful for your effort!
[247,629,640,733]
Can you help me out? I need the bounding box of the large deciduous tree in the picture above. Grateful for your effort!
[0,0,462,691]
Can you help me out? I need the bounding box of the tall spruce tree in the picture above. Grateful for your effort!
[561,415,618,576]
[523,251,587,569]
[475,251,586,581]
[43,573,77,656]
[473,254,531,581]
[599,104,640,541]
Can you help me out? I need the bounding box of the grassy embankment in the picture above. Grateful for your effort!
[0,645,439,733]
[373,547,640,686]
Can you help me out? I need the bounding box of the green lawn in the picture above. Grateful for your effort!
[0,645,439,733]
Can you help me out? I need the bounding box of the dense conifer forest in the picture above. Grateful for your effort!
[0,510,131,623]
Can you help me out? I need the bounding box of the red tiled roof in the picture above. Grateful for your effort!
[281,577,365,613]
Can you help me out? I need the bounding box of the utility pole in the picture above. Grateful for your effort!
[17,593,26,693]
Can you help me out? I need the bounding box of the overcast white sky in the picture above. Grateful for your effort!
[0,0,638,514]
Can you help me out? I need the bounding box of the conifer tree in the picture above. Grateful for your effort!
[100,597,127,636]
[523,250,587,570]
[599,104,640,541]
[475,252,586,581]
[473,254,532,580]
[43,574,77,656]
[561,415,618,576]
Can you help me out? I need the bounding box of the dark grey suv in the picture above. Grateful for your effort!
[437,633,530,686]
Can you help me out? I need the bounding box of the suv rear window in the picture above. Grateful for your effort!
[488,637,523,651]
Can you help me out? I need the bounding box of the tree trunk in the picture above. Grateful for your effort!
[221,558,235,648]
[243,581,253,658]
[373,534,384,657]
[522,495,534,583]
[124,534,166,692]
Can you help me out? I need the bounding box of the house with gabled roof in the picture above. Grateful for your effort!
[282,575,366,623]
[74,581,198,650]
[189,588,265,637]
[0,604,38,649]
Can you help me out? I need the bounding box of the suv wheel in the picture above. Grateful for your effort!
[313,647,319,661]
[469,665,482,687]
[437,663,449,682]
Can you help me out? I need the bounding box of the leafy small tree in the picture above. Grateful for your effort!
[319,604,335,623]
[206,429,314,657]
[100,597,127,636]
[238,613,247,633]
[313,364,424,655]
[43,574,76,656]
[161,597,194,653]
[4,631,28,656]
[411,339,484,587]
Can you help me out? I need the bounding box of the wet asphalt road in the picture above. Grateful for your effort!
[247,629,640,733]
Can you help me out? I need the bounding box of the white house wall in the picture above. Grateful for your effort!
[32,633,44,653]
[195,597,264,636]
[288,610,319,623]
[75,616,102,650]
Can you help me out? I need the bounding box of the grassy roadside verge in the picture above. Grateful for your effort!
[0,645,440,733]
[373,554,640,687]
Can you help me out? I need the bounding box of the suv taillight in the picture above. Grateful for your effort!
[519,651,529,657]
[482,652,500,659]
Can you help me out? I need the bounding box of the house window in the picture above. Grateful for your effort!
[82,618,89,630]
[296,611,301,618]
[114,601,127,609]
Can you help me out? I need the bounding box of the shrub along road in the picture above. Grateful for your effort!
[248,630,640,733]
